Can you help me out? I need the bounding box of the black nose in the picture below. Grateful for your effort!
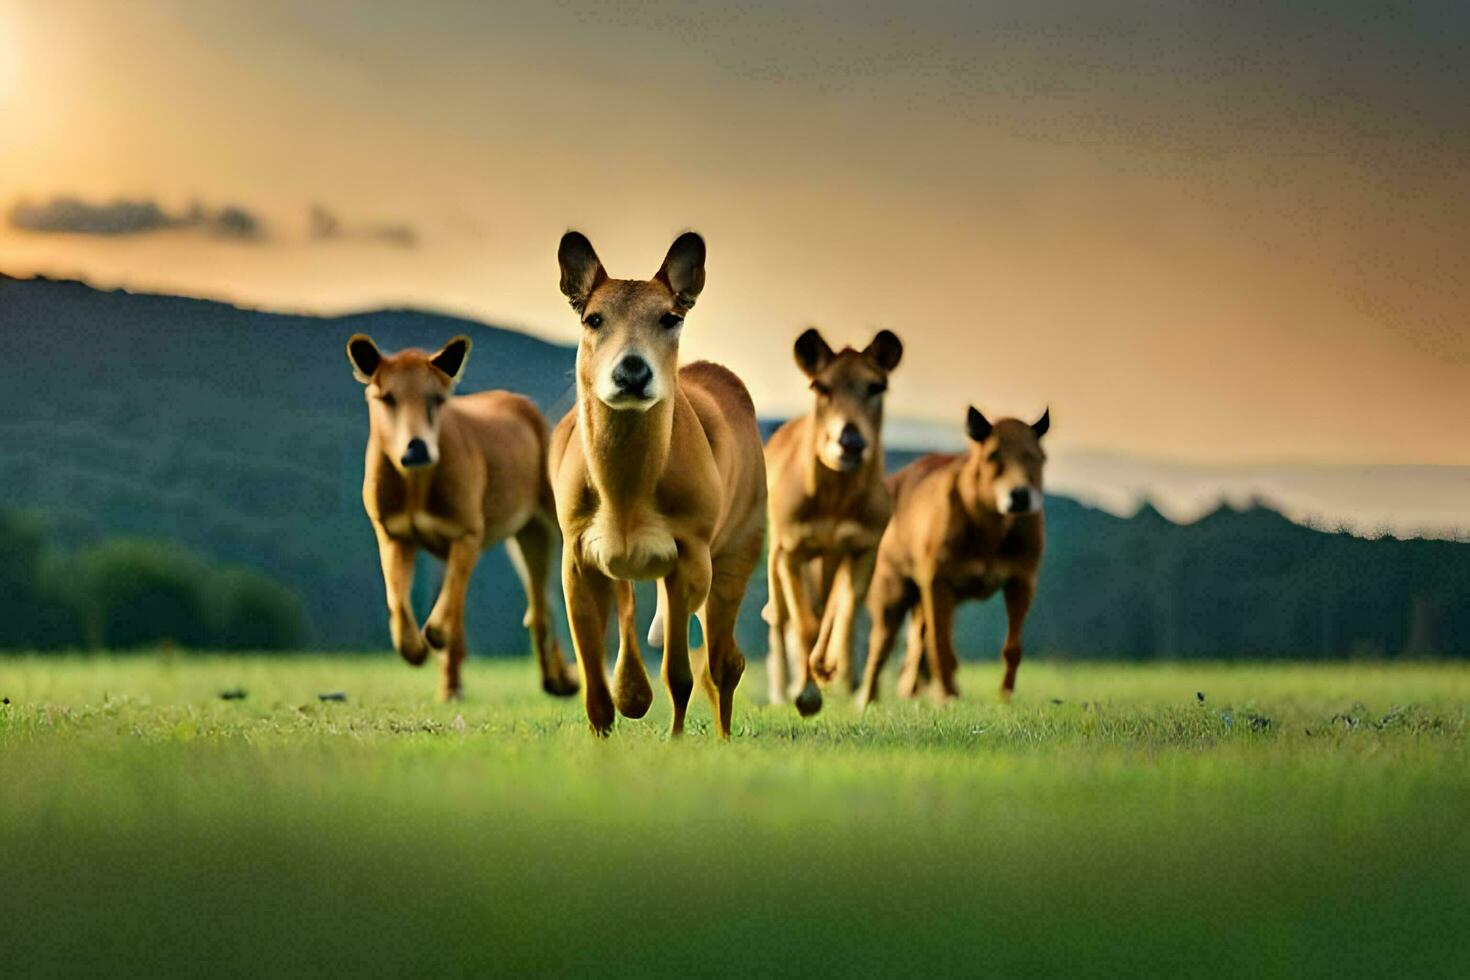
[611,355,653,395]
[1009,487,1034,512]
[401,438,431,468]
[838,424,867,456]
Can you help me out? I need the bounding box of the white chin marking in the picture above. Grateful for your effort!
[995,487,1040,515]
[597,387,659,411]
[820,446,851,471]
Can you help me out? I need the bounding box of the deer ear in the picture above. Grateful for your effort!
[966,405,993,443]
[864,329,903,372]
[430,335,472,383]
[347,334,382,384]
[1032,407,1051,440]
[793,328,835,377]
[656,231,706,310]
[558,231,606,314]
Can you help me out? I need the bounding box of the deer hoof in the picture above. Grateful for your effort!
[794,682,823,718]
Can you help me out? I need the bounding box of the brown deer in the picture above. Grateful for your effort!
[346,333,578,701]
[549,231,766,737]
[857,405,1050,707]
[763,328,903,716]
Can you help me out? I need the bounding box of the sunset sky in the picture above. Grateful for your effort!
[2,0,1467,465]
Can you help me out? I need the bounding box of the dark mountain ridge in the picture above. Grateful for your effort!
[3,274,1466,658]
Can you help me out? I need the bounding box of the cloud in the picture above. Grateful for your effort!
[309,204,417,249]
[7,196,266,240]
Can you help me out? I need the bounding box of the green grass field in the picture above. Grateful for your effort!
[2,655,1468,977]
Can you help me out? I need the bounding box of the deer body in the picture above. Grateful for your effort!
[764,328,903,716]
[858,407,1051,706]
[551,232,766,738]
[347,334,578,701]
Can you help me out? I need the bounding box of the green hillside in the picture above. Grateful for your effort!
[3,274,1467,659]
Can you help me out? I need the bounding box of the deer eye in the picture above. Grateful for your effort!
[379,392,397,408]
[810,380,832,397]
[584,313,603,329]
[867,382,887,398]
[660,313,683,329]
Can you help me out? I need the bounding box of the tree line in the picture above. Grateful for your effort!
[0,511,307,651]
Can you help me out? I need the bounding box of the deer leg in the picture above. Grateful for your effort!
[424,532,483,701]
[563,555,614,735]
[375,528,427,667]
[662,550,710,738]
[702,551,753,740]
[836,548,877,692]
[919,578,960,703]
[778,550,822,716]
[765,544,791,706]
[857,566,911,710]
[508,518,578,697]
[1000,577,1035,701]
[807,558,845,685]
[811,548,876,693]
[896,613,930,699]
[612,580,654,719]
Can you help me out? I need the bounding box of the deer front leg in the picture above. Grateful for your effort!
[765,543,790,706]
[1000,577,1035,701]
[857,565,907,710]
[810,548,877,692]
[702,553,750,740]
[424,532,484,701]
[895,613,929,699]
[777,550,822,716]
[508,517,578,698]
[612,580,653,718]
[374,528,427,667]
[836,547,878,691]
[663,547,711,738]
[563,553,615,735]
[919,577,960,702]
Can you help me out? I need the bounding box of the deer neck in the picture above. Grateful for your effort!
[579,394,674,515]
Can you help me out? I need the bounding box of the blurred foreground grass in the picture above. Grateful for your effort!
[2,655,1467,976]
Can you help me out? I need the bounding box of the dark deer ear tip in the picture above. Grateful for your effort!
[1032,406,1051,437]
[347,334,382,380]
[430,335,472,379]
[794,327,832,354]
[667,231,706,262]
[966,404,994,442]
[558,231,598,261]
[868,329,903,369]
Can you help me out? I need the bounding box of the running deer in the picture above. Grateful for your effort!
[549,231,766,737]
[763,327,903,716]
[858,405,1050,707]
[346,334,577,701]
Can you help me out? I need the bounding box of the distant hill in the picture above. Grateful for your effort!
[884,420,1470,541]
[0,273,575,653]
[3,274,1468,660]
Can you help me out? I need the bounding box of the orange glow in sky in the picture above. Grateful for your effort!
[2,1,1467,466]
